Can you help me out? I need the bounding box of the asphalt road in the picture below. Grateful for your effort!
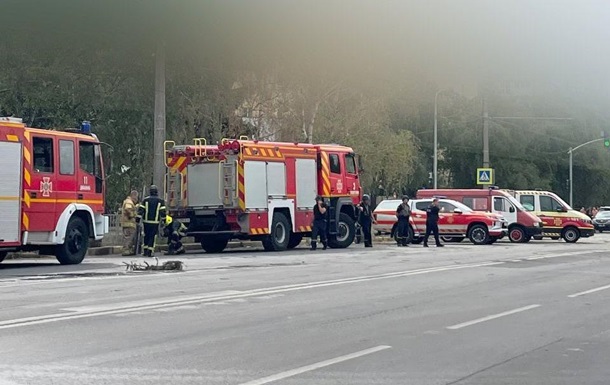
[1,236,609,385]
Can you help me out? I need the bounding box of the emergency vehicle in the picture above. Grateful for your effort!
[417,188,543,243]
[373,198,507,245]
[164,138,362,252]
[506,190,594,243]
[0,117,109,264]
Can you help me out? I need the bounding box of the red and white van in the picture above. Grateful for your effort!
[416,188,543,243]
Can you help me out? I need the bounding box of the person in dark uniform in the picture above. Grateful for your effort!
[311,196,328,250]
[396,195,411,247]
[423,198,444,247]
[163,215,187,255]
[358,194,375,247]
[136,185,166,257]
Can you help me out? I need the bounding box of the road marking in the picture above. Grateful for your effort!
[238,345,391,385]
[0,261,503,330]
[446,304,541,330]
[568,284,610,298]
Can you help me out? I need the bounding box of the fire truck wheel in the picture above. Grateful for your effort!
[508,226,526,243]
[200,237,229,253]
[262,212,291,251]
[287,233,303,249]
[55,216,89,265]
[328,213,356,249]
[468,224,489,245]
[0,251,6,263]
[562,227,580,243]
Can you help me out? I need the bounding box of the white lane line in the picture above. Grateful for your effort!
[238,345,391,385]
[447,304,541,330]
[0,261,503,330]
[568,284,610,298]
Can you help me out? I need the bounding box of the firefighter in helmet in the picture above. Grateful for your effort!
[396,195,411,247]
[357,194,375,247]
[163,215,187,255]
[120,190,139,256]
[136,185,166,257]
[311,195,328,250]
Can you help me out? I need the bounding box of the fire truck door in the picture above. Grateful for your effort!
[56,139,77,212]
[77,141,103,212]
[328,153,344,195]
[0,141,22,244]
[29,136,56,232]
[344,153,360,204]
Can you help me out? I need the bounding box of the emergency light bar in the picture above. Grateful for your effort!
[81,121,91,135]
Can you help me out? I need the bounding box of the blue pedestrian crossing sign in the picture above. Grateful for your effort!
[476,168,494,185]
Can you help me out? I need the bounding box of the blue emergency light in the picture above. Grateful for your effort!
[81,121,91,134]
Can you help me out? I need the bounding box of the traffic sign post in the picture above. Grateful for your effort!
[476,168,494,185]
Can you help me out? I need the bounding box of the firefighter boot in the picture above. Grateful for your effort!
[164,249,176,256]
[310,241,317,251]
[322,241,327,250]
[176,246,186,255]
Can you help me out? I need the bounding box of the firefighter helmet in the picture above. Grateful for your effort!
[402,195,409,201]
[362,194,370,201]
[149,185,159,196]
[165,215,173,226]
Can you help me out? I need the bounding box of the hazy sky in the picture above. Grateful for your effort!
[4,0,610,105]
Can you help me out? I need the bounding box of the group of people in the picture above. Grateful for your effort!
[120,185,187,257]
[310,194,444,250]
[580,207,602,219]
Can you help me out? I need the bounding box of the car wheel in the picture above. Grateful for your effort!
[562,227,580,243]
[508,227,526,243]
[468,224,489,245]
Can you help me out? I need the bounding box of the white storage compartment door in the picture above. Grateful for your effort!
[295,159,317,209]
[187,163,223,207]
[0,141,22,243]
[244,161,267,209]
[266,162,286,198]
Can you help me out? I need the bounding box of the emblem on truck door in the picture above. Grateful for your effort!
[40,177,53,197]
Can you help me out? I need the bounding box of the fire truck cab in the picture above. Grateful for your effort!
[0,117,108,264]
[164,138,363,253]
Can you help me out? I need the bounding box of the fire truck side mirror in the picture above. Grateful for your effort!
[355,154,364,173]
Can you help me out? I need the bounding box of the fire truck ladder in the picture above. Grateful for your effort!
[221,159,238,207]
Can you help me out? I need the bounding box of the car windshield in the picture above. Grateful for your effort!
[594,211,610,219]
[443,200,474,212]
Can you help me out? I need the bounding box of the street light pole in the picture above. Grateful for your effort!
[567,138,604,207]
[434,90,442,189]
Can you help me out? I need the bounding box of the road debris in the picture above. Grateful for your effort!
[123,258,185,272]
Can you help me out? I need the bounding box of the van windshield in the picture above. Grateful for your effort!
[506,195,526,211]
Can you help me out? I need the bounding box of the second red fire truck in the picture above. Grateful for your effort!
[164,138,363,252]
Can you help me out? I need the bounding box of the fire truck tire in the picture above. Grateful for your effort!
[287,233,303,249]
[200,237,229,253]
[262,212,291,251]
[328,213,356,249]
[468,224,489,245]
[508,226,526,243]
[0,251,6,263]
[55,216,89,265]
[562,227,580,243]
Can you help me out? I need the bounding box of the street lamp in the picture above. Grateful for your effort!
[568,138,604,207]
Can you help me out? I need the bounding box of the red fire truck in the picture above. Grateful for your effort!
[0,117,108,265]
[164,138,363,252]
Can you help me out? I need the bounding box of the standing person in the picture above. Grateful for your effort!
[137,185,166,257]
[423,198,443,248]
[311,196,328,250]
[358,194,376,248]
[163,215,187,255]
[120,190,139,256]
[396,195,411,247]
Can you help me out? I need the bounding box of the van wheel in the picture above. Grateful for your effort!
[508,227,526,243]
[468,224,489,245]
[201,236,229,253]
[562,227,580,243]
[287,233,303,249]
[0,251,7,263]
[262,212,290,251]
[55,216,89,265]
[328,213,356,249]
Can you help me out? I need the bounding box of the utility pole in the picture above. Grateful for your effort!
[153,41,166,195]
[433,90,442,189]
[482,97,489,168]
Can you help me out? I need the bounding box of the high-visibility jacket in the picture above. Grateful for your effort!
[137,196,166,224]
